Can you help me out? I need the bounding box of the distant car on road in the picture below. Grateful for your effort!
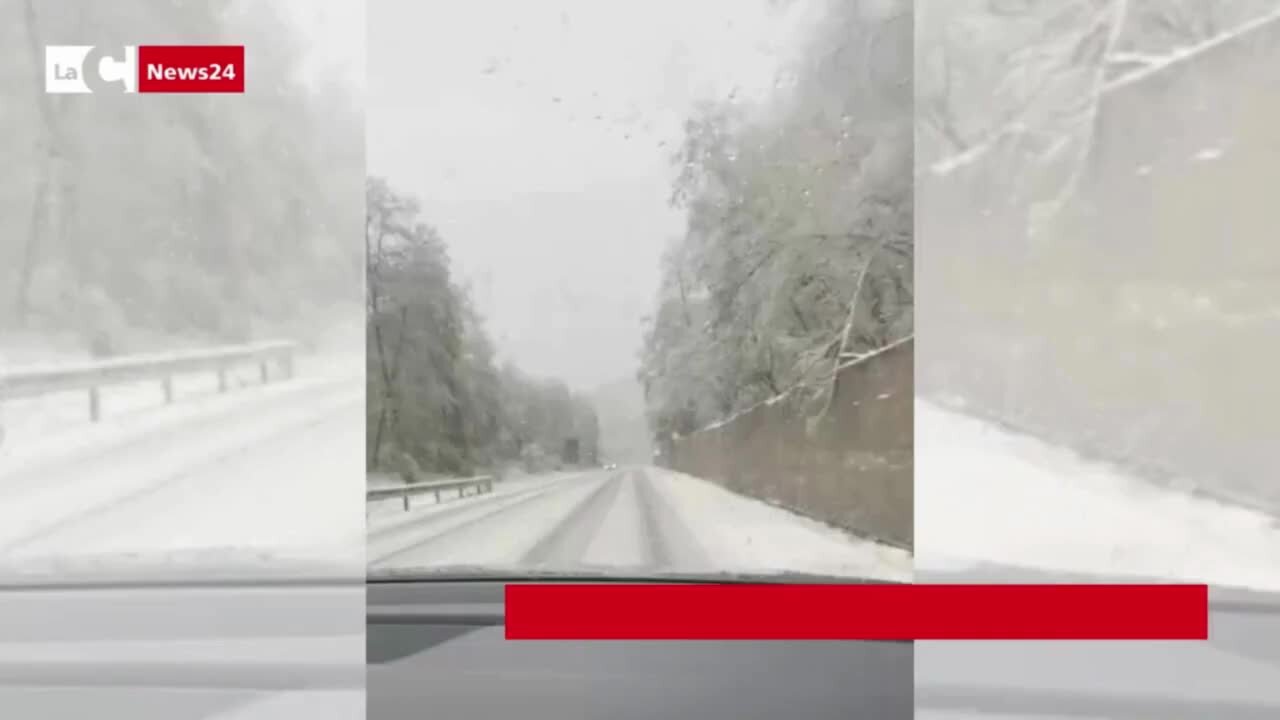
[603,462,618,470]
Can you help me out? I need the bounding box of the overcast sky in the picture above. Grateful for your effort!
[366,0,818,391]
[276,0,365,94]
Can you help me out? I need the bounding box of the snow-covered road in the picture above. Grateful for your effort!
[368,467,911,581]
[0,353,365,567]
[0,338,911,582]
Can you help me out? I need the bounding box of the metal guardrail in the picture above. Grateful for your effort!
[0,340,297,422]
[366,475,495,511]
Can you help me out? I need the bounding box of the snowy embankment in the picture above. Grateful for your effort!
[648,469,912,581]
[915,399,1280,591]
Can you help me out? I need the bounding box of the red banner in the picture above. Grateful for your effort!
[505,583,1209,640]
[137,46,244,93]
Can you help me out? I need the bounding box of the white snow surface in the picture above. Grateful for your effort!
[580,474,649,566]
[649,468,912,580]
[367,472,601,567]
[370,466,911,581]
[0,350,365,571]
[916,399,1280,591]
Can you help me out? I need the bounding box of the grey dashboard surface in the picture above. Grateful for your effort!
[368,578,913,720]
[915,564,1280,719]
[0,578,365,720]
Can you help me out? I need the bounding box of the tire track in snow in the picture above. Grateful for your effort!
[370,475,599,567]
[1,375,354,492]
[2,402,359,557]
[519,472,625,568]
[634,467,712,572]
[368,478,573,545]
[0,385,361,555]
[7,400,364,558]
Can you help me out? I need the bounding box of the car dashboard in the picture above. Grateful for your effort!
[368,577,913,719]
[9,568,1265,718]
[0,577,364,720]
[914,564,1280,719]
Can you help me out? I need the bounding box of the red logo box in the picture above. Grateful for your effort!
[137,46,244,93]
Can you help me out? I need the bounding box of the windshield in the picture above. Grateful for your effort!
[0,1,365,581]
[915,1,1280,591]
[365,0,913,581]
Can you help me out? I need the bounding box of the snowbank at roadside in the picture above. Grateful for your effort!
[648,468,913,581]
[916,399,1280,591]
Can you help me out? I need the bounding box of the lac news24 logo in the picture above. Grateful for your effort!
[45,45,244,93]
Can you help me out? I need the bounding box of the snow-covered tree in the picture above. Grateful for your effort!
[366,182,602,477]
[641,0,912,440]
